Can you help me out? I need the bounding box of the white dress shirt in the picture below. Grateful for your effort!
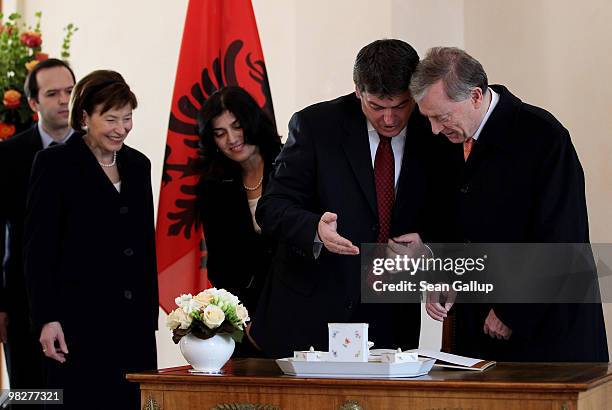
[367,121,406,188]
[38,122,75,148]
[471,88,500,141]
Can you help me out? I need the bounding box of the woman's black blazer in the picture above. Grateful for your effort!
[24,136,158,335]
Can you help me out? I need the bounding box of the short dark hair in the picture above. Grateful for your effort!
[353,39,420,97]
[410,47,488,102]
[197,86,281,178]
[24,58,76,100]
[69,70,138,130]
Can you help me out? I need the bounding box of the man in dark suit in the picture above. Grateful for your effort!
[413,47,608,362]
[250,39,443,358]
[0,58,76,397]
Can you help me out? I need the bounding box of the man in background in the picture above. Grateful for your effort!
[413,47,608,362]
[0,58,76,398]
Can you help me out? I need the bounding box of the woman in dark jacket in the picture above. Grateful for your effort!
[24,70,158,409]
[196,86,281,357]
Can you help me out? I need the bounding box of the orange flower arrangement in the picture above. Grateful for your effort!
[0,12,77,141]
[3,90,22,109]
[0,122,16,139]
[24,60,39,72]
[20,31,42,48]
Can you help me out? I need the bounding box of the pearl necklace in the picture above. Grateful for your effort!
[98,151,117,168]
[243,175,263,191]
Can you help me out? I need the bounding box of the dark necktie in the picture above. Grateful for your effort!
[48,141,59,148]
[374,136,395,243]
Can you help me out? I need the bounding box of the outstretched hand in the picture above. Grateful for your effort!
[318,212,359,255]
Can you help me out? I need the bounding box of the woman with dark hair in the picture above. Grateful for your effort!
[197,86,281,357]
[24,70,158,409]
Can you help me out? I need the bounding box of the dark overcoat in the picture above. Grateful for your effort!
[444,85,608,362]
[24,136,159,409]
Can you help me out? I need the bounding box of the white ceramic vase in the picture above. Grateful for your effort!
[179,333,235,373]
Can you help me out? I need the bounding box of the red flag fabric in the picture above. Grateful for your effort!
[156,0,275,313]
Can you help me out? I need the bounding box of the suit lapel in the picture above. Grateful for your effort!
[74,138,121,199]
[391,110,442,236]
[395,109,426,202]
[465,85,519,175]
[340,99,378,218]
[24,125,43,154]
[116,148,137,200]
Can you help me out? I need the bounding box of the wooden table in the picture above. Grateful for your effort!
[127,359,612,409]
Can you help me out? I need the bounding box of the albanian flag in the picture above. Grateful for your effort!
[156,0,275,313]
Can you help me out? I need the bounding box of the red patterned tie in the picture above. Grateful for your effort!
[374,136,395,243]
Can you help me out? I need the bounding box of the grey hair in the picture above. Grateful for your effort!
[409,47,488,102]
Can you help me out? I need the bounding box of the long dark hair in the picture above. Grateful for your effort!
[197,86,281,179]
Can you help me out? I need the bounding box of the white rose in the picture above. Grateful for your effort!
[215,289,240,306]
[177,309,193,329]
[183,298,203,314]
[166,308,193,330]
[202,304,225,329]
[235,304,250,325]
[194,289,216,306]
[175,294,193,310]
[166,309,181,329]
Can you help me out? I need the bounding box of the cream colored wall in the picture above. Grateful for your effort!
[8,0,610,368]
[392,0,465,54]
[464,0,612,243]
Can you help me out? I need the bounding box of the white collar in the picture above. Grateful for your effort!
[472,87,499,141]
[38,122,75,148]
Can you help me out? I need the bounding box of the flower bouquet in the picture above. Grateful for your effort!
[166,288,250,372]
[0,12,77,140]
[167,288,250,343]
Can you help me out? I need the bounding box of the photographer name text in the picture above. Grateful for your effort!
[372,280,494,294]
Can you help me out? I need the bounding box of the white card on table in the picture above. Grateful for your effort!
[328,323,369,362]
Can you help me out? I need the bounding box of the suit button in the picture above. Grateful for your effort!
[119,206,129,215]
[124,290,133,300]
[371,224,379,232]
[460,185,469,194]
[123,248,134,256]
[347,301,354,310]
